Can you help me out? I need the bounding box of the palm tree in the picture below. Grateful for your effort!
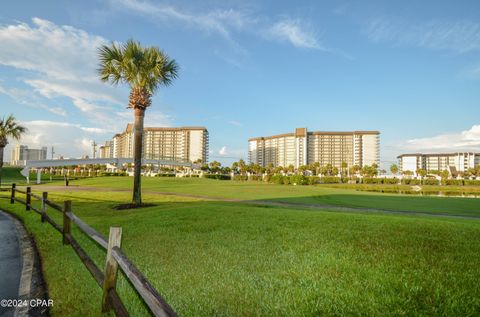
[0,115,27,187]
[341,161,348,177]
[390,164,399,176]
[98,40,179,205]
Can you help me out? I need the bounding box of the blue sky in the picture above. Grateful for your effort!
[1,0,479,168]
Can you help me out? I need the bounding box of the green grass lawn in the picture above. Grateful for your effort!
[0,167,25,184]
[55,177,480,217]
[0,167,67,186]
[1,178,480,316]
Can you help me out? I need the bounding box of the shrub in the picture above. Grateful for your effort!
[422,179,439,186]
[401,178,421,185]
[464,180,480,186]
[282,176,291,185]
[155,173,175,177]
[269,175,284,185]
[233,175,248,181]
[442,179,464,186]
[290,174,308,185]
[383,178,399,184]
[320,177,341,184]
[362,177,383,184]
[99,172,127,177]
[249,175,263,181]
[306,176,320,185]
[204,174,231,180]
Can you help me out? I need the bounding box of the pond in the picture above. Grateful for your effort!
[356,188,480,198]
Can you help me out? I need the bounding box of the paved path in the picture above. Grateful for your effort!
[26,185,480,220]
[0,211,21,317]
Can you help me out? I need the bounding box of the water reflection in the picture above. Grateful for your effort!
[357,189,480,198]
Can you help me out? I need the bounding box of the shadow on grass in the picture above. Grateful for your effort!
[250,193,480,218]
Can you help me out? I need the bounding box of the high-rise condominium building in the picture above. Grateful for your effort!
[397,153,480,174]
[110,124,209,163]
[99,141,114,159]
[248,128,380,168]
[10,145,47,165]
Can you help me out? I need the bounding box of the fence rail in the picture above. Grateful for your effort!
[5,183,177,317]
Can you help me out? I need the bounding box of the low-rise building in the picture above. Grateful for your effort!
[397,152,480,174]
[249,128,380,168]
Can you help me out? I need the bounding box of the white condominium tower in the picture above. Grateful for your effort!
[248,128,380,168]
[108,124,209,163]
[10,145,47,166]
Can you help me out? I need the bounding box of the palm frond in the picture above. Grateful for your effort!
[97,39,179,99]
[0,114,27,143]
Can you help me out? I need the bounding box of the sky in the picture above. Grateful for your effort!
[0,0,479,168]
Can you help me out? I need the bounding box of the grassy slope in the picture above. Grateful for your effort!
[61,177,480,217]
[1,184,480,316]
[0,167,66,186]
[0,167,24,183]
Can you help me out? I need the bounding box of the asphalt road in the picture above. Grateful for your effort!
[0,211,21,317]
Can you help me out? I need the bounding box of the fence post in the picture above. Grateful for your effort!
[41,192,48,223]
[26,187,31,211]
[63,200,71,245]
[101,227,122,313]
[10,183,16,204]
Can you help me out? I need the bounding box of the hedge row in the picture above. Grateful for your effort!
[95,171,480,186]
[204,174,231,180]
[98,172,127,176]
[442,179,480,186]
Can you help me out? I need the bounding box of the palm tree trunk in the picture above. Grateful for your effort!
[0,147,4,188]
[132,108,145,205]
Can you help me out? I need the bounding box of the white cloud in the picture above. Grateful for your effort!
[25,120,111,134]
[0,17,123,122]
[227,120,242,126]
[112,0,337,54]
[401,125,480,152]
[219,146,227,156]
[113,0,252,41]
[266,19,322,49]
[366,19,480,53]
[25,78,121,105]
[0,17,105,80]
[0,18,173,158]
[79,138,94,155]
[0,83,67,116]
[9,120,113,159]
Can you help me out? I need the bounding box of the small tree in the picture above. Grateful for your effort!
[440,170,450,180]
[286,164,295,174]
[416,168,427,179]
[0,115,27,187]
[231,161,239,173]
[402,170,414,177]
[238,159,247,175]
[209,160,222,173]
[349,165,361,177]
[266,163,274,175]
[341,161,348,177]
[390,164,399,176]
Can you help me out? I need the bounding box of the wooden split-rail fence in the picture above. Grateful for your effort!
[6,183,178,317]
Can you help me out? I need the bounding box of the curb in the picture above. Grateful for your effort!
[2,212,49,317]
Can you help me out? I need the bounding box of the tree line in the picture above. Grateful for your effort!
[195,159,381,177]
